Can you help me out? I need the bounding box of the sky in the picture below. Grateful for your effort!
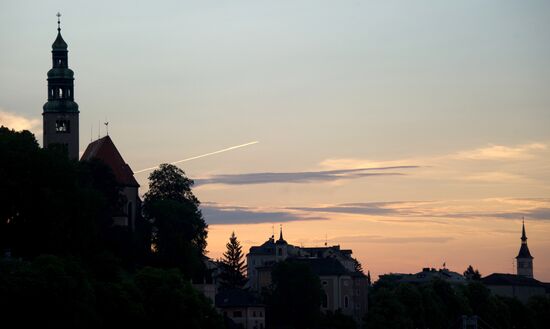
[1,0,550,280]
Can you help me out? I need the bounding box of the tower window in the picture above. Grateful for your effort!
[56,120,70,133]
[344,295,349,308]
[58,88,63,97]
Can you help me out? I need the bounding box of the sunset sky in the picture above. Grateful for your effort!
[1,0,550,280]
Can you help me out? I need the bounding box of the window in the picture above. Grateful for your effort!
[344,296,349,308]
[253,311,256,317]
[321,292,328,308]
[322,280,328,286]
[58,88,63,97]
[56,120,70,133]
[233,311,242,318]
[277,248,282,256]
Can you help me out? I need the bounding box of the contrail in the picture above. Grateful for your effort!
[134,141,259,174]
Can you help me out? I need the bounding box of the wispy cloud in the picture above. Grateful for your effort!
[202,202,325,225]
[196,166,418,186]
[290,199,550,221]
[326,235,454,244]
[452,143,547,160]
[0,109,41,134]
[201,198,550,227]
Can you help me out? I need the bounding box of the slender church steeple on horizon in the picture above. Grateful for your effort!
[42,13,80,159]
[516,219,534,278]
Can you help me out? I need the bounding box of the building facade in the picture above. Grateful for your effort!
[246,229,368,323]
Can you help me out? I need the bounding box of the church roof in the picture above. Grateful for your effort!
[516,221,533,259]
[52,31,68,50]
[81,136,139,187]
[516,244,533,259]
[482,273,543,288]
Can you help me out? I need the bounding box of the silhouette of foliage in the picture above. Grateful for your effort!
[143,164,208,278]
[366,277,549,329]
[219,231,247,289]
[264,260,323,329]
[0,129,223,328]
[463,265,482,280]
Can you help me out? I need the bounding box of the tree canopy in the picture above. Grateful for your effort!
[0,127,223,328]
[143,163,208,278]
[219,231,247,289]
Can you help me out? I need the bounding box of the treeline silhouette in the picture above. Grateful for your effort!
[365,275,550,329]
[0,126,222,328]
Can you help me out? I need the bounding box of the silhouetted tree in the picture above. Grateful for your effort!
[143,164,207,278]
[264,260,323,329]
[219,231,247,289]
[319,310,357,329]
[352,257,364,274]
[463,265,482,280]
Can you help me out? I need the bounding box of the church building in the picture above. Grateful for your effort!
[481,220,549,302]
[41,15,140,231]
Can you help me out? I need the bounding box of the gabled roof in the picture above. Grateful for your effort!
[482,273,544,287]
[81,136,139,187]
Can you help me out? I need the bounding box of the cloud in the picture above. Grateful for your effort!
[0,109,41,134]
[452,143,547,160]
[290,199,550,221]
[196,166,418,186]
[327,235,454,244]
[289,201,429,217]
[202,202,325,225]
[460,171,526,183]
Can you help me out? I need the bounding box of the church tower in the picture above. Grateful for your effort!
[42,13,79,159]
[516,219,534,278]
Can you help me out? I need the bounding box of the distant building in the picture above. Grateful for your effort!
[246,228,368,323]
[481,273,546,303]
[380,267,466,285]
[81,136,140,230]
[516,220,534,278]
[482,221,548,302]
[216,288,265,329]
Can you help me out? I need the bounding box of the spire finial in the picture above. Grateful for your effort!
[279,224,283,240]
[521,217,527,242]
[56,12,61,32]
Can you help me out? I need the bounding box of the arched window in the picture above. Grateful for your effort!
[344,295,349,308]
[58,88,63,97]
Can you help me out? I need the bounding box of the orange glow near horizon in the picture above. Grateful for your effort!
[205,208,550,282]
